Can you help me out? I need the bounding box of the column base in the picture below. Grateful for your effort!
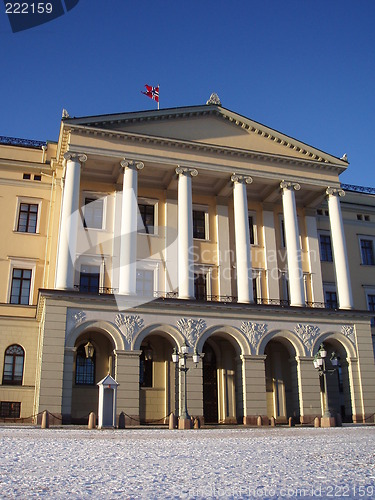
[320,416,336,428]
[178,418,192,430]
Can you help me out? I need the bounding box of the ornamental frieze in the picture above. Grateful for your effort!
[294,324,320,353]
[115,314,144,346]
[341,325,356,345]
[176,318,206,347]
[240,321,268,350]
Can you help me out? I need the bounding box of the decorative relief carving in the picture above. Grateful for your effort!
[341,325,355,344]
[176,318,206,347]
[206,92,222,106]
[241,321,268,349]
[73,311,86,325]
[294,324,320,352]
[115,314,144,345]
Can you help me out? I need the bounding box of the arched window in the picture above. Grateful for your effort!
[2,345,24,385]
[75,344,95,385]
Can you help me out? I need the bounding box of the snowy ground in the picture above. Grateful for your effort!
[0,426,374,499]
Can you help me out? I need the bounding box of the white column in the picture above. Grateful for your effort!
[280,181,305,306]
[231,174,254,304]
[176,166,198,300]
[55,152,87,290]
[118,160,144,295]
[326,187,353,309]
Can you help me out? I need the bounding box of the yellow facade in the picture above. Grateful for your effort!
[0,102,374,425]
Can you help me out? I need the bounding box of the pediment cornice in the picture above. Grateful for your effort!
[57,121,346,175]
[61,105,348,168]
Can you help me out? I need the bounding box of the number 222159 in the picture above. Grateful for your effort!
[5,3,53,14]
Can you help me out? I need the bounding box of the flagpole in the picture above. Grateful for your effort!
[157,83,159,110]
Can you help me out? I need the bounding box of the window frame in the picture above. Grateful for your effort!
[75,257,105,293]
[359,236,375,266]
[75,343,96,386]
[14,197,41,234]
[0,401,21,418]
[323,283,338,309]
[82,192,106,231]
[136,261,160,297]
[7,259,36,305]
[319,232,333,262]
[248,211,258,246]
[364,288,375,327]
[193,204,209,241]
[2,344,25,385]
[138,198,158,236]
[194,265,213,300]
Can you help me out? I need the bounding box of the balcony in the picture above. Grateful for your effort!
[72,286,327,308]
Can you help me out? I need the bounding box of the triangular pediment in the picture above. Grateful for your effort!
[63,105,347,166]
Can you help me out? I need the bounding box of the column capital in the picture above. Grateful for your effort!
[231,173,253,184]
[280,180,300,191]
[120,159,144,172]
[175,166,198,177]
[326,187,345,197]
[63,152,87,163]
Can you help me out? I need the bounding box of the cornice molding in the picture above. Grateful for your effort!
[60,124,346,176]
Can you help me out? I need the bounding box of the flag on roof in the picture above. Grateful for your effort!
[141,85,159,103]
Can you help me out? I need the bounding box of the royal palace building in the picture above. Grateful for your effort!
[0,96,374,427]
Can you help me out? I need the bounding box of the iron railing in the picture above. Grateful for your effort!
[72,286,332,308]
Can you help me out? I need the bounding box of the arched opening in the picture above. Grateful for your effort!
[264,339,300,423]
[202,334,241,424]
[317,340,353,422]
[139,333,176,424]
[71,331,115,424]
[2,344,24,386]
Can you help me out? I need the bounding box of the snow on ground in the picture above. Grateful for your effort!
[0,426,374,499]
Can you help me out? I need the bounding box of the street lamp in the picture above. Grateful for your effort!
[172,343,201,429]
[313,343,339,426]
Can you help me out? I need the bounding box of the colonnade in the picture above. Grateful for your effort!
[55,153,353,309]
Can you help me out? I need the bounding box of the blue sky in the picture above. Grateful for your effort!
[1,0,374,187]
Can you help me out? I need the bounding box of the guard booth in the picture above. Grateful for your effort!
[97,374,119,429]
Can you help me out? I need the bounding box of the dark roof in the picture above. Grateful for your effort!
[0,136,46,149]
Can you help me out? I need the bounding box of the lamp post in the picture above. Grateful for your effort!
[313,343,339,427]
[172,342,201,429]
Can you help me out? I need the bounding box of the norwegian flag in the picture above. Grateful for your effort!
[141,84,159,103]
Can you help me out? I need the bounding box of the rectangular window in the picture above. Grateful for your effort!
[10,269,32,305]
[194,273,207,300]
[138,204,155,235]
[325,290,338,309]
[136,269,154,297]
[248,214,257,245]
[320,234,333,262]
[193,210,206,240]
[83,197,104,229]
[79,265,100,293]
[360,239,375,265]
[280,218,286,248]
[0,402,21,418]
[17,203,38,233]
[368,294,375,326]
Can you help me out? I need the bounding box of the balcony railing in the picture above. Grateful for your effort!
[72,286,330,308]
